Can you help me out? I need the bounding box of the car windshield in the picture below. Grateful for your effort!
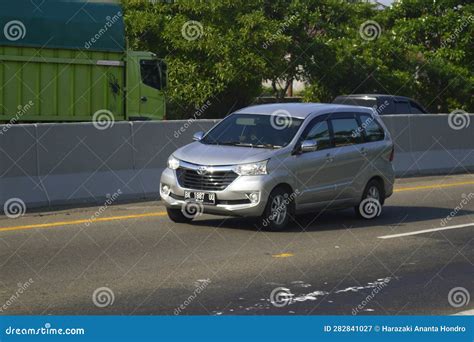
[201,113,303,149]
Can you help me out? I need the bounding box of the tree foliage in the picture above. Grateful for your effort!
[122,0,473,118]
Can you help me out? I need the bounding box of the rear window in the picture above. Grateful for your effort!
[359,114,385,142]
[394,101,410,114]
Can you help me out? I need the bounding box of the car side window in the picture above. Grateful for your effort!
[330,117,363,147]
[409,101,424,114]
[359,114,385,142]
[301,120,331,150]
[394,100,410,114]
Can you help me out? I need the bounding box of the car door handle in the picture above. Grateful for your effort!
[140,96,148,102]
[360,148,367,156]
[326,153,334,162]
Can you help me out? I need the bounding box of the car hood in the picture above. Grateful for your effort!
[173,142,279,166]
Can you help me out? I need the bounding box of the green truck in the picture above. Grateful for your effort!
[0,0,167,122]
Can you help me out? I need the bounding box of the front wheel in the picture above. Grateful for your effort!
[260,188,293,231]
[355,179,385,219]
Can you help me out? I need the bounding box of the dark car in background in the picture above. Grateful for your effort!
[333,94,428,115]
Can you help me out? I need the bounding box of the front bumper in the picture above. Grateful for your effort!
[160,167,275,217]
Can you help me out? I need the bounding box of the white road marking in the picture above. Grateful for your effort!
[452,309,474,316]
[378,223,474,239]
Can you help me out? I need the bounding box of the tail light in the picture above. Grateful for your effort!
[389,146,395,162]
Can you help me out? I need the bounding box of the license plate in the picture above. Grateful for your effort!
[184,191,216,205]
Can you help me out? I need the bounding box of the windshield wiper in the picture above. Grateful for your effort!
[219,141,282,149]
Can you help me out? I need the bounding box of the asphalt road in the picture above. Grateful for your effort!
[0,174,473,316]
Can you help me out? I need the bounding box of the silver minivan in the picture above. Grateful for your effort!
[160,103,395,231]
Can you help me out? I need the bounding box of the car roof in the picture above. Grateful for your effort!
[234,103,373,119]
[335,94,412,101]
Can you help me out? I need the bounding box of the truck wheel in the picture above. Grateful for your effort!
[260,187,293,231]
[166,207,193,223]
[355,179,385,219]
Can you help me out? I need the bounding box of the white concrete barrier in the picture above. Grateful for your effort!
[0,114,472,209]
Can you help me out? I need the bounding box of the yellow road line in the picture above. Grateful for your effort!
[394,180,474,193]
[0,212,167,232]
[272,253,294,258]
[0,179,473,233]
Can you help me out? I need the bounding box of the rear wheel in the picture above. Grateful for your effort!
[260,187,293,231]
[355,179,385,219]
[166,207,193,223]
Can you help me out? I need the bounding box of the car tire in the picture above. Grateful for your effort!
[260,187,293,231]
[355,179,385,219]
[166,207,194,223]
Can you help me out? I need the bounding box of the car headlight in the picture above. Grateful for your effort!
[233,160,268,176]
[167,155,180,170]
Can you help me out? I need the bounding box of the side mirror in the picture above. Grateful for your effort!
[300,139,318,153]
[193,131,204,141]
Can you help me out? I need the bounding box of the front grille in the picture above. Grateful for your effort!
[176,168,238,191]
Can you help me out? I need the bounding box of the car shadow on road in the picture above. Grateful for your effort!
[190,206,474,233]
